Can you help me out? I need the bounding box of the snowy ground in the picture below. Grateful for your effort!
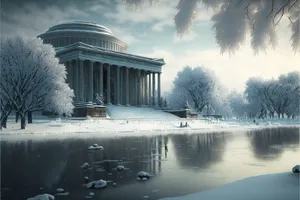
[0,106,299,140]
[106,105,180,119]
[159,172,299,200]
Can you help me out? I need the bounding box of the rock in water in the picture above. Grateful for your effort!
[136,171,151,179]
[86,179,107,189]
[88,144,104,150]
[89,192,95,196]
[94,179,107,188]
[56,188,64,192]
[292,165,300,173]
[81,162,90,169]
[56,192,70,196]
[27,193,55,200]
[116,165,125,171]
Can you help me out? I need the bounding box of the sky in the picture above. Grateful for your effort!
[1,0,299,95]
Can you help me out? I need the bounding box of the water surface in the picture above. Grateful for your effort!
[1,127,299,200]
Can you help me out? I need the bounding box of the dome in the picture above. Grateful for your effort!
[47,21,114,36]
[38,21,127,52]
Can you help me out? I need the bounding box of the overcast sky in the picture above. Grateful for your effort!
[1,0,299,94]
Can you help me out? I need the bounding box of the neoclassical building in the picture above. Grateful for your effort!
[38,21,165,110]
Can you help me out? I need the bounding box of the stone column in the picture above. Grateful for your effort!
[116,66,120,105]
[99,63,103,96]
[152,72,156,106]
[137,69,141,105]
[68,61,73,89]
[74,59,79,102]
[148,72,151,106]
[133,70,136,105]
[158,72,161,107]
[130,69,134,105]
[88,60,94,103]
[120,67,124,105]
[106,64,111,104]
[126,67,129,106]
[95,63,99,96]
[79,59,85,102]
[144,71,149,105]
[141,70,145,105]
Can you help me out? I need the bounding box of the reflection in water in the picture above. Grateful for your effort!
[172,133,227,170]
[247,127,300,160]
[1,127,299,200]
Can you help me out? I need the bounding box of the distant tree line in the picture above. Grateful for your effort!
[165,66,299,119]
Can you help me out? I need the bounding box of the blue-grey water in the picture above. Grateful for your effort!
[1,127,299,200]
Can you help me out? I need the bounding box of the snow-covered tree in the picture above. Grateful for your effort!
[169,66,223,113]
[0,36,74,129]
[124,0,300,53]
[228,91,248,118]
[278,71,300,118]
[244,72,300,119]
[95,93,104,105]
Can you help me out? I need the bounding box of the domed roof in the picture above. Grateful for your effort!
[44,21,114,36]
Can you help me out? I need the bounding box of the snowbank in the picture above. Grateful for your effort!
[106,105,179,119]
[159,172,299,200]
[0,117,299,141]
[0,106,299,140]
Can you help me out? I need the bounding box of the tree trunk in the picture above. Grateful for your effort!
[21,115,26,129]
[28,111,33,124]
[277,112,281,119]
[292,114,295,119]
[15,112,19,123]
[1,116,8,128]
[281,113,284,118]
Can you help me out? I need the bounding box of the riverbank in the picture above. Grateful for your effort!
[0,117,299,141]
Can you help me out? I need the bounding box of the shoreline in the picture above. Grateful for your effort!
[1,120,299,141]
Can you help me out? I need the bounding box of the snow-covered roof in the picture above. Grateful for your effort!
[55,42,165,65]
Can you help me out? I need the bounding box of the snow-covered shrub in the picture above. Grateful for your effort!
[95,93,104,105]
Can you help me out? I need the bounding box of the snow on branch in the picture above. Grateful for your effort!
[0,36,74,124]
[123,0,300,53]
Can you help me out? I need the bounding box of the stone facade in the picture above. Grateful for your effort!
[38,21,165,117]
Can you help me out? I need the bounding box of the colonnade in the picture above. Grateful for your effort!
[65,59,161,106]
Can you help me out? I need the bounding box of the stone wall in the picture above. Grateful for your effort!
[73,106,106,117]
[42,106,106,118]
[164,109,198,118]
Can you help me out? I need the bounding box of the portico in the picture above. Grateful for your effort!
[38,21,165,116]
[59,43,163,107]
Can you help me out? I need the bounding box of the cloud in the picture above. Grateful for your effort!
[0,3,88,38]
[109,26,140,45]
[140,18,300,94]
[152,19,174,32]
[172,30,197,43]
[102,0,177,24]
